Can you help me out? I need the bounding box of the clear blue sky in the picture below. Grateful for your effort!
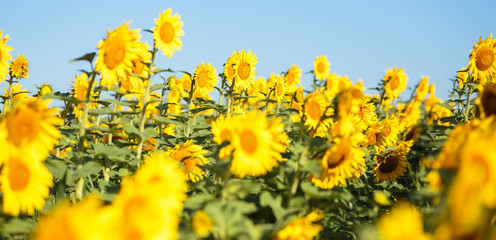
[1,1,495,100]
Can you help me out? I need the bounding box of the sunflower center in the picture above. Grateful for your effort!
[6,107,41,146]
[227,64,236,79]
[238,61,251,80]
[220,129,233,142]
[123,196,146,220]
[103,38,126,70]
[327,152,346,169]
[379,155,400,173]
[8,160,30,191]
[286,73,294,85]
[481,88,496,116]
[197,72,208,87]
[317,62,325,74]
[240,129,257,154]
[183,78,192,92]
[131,56,145,75]
[476,47,494,71]
[389,76,400,90]
[307,100,322,120]
[276,83,284,97]
[159,22,175,44]
[173,149,192,162]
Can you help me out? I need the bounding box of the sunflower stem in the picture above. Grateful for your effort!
[464,81,474,122]
[185,74,196,138]
[136,49,156,161]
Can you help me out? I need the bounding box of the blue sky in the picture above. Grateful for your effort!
[1,1,495,100]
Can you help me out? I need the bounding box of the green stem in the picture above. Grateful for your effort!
[185,75,195,138]
[464,83,473,122]
[136,51,156,161]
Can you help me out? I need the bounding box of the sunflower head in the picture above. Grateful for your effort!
[415,75,429,101]
[234,50,257,91]
[285,64,302,93]
[376,201,431,240]
[37,83,53,97]
[476,83,496,118]
[9,54,29,79]
[193,62,218,99]
[468,34,496,82]
[374,141,413,182]
[383,67,408,100]
[313,55,330,81]
[0,29,13,82]
[274,211,324,240]
[223,52,239,85]
[192,210,214,238]
[153,9,184,58]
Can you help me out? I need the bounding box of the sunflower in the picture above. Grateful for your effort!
[33,196,109,240]
[96,22,141,90]
[167,140,209,182]
[397,101,421,131]
[353,97,376,131]
[0,147,53,217]
[247,76,268,106]
[415,75,429,101]
[456,67,469,89]
[3,83,30,110]
[374,141,413,181]
[37,83,53,97]
[211,114,237,159]
[475,83,496,118]
[468,34,496,82]
[193,62,217,99]
[313,55,330,81]
[9,54,29,79]
[285,64,301,93]
[0,29,13,82]
[310,138,365,189]
[0,99,61,157]
[230,111,283,178]
[235,49,257,91]
[72,73,97,119]
[152,8,184,58]
[272,74,287,104]
[376,201,432,240]
[273,211,324,240]
[120,41,151,94]
[223,52,239,87]
[383,67,408,100]
[303,88,330,131]
[192,210,214,238]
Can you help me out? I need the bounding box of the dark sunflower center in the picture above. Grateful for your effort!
[476,47,494,71]
[327,153,346,169]
[481,87,496,116]
[379,155,400,173]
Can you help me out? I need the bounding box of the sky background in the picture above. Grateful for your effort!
[1,1,495,101]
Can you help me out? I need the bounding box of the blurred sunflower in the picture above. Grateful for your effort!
[3,83,30,110]
[9,54,29,79]
[415,75,429,101]
[475,83,496,118]
[212,114,237,159]
[193,62,217,99]
[353,97,376,131]
[272,74,287,104]
[192,210,214,238]
[0,147,53,217]
[0,99,61,156]
[223,52,239,88]
[168,140,209,182]
[468,34,496,82]
[230,112,283,178]
[376,201,431,240]
[235,49,257,91]
[311,137,365,189]
[303,89,330,132]
[273,211,324,240]
[397,101,421,130]
[72,73,97,119]
[96,22,141,89]
[374,141,412,181]
[313,55,330,81]
[153,8,184,58]
[285,64,301,93]
[247,76,268,106]
[383,67,408,100]
[0,29,13,82]
[33,196,109,240]
[37,83,53,97]
[120,40,151,94]
[456,67,469,89]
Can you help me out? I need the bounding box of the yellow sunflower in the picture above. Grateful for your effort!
[247,76,268,106]
[235,49,258,91]
[193,62,218,99]
[72,73,97,119]
[468,34,496,82]
[397,100,421,131]
[9,54,29,79]
[0,147,53,217]
[120,40,151,94]
[353,97,376,131]
[383,67,408,100]
[33,196,109,240]
[0,29,13,82]
[192,210,214,238]
[273,211,324,240]
[285,64,301,93]
[211,114,237,159]
[152,8,184,58]
[374,141,413,181]
[0,99,61,157]
[3,83,30,111]
[310,137,365,189]
[272,74,287,104]
[168,140,209,182]
[223,52,239,87]
[230,111,283,178]
[475,83,496,118]
[456,67,469,89]
[37,83,53,97]
[96,22,141,89]
[376,201,432,240]
[304,89,331,132]
[313,55,330,81]
[415,75,429,101]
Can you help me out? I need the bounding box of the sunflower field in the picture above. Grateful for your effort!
[0,8,496,240]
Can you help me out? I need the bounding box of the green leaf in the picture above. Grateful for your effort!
[72,161,103,180]
[152,114,184,125]
[0,218,36,234]
[123,124,140,137]
[44,156,68,180]
[260,191,284,221]
[150,83,168,92]
[69,52,96,63]
[143,127,158,139]
[184,193,216,210]
[300,182,352,201]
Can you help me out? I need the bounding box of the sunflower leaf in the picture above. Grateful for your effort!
[69,52,96,63]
